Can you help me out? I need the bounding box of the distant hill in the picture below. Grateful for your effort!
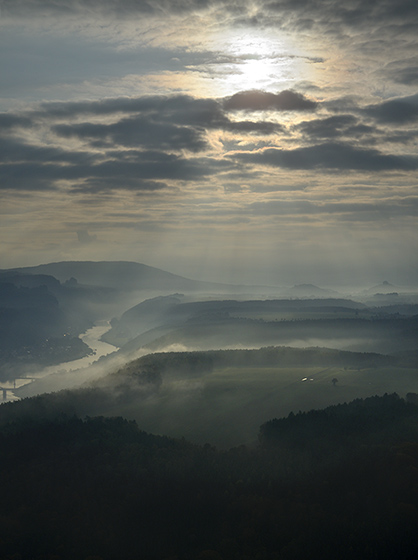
[0,271,61,291]
[103,295,369,349]
[7,261,236,292]
[362,280,400,296]
[283,283,340,298]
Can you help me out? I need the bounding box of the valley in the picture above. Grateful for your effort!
[0,259,418,559]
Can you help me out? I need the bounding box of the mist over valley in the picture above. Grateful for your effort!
[1,260,417,446]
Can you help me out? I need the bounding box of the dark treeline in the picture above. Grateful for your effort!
[117,346,400,377]
[260,392,418,450]
[2,394,418,559]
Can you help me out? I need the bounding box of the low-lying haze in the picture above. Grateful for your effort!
[1,261,416,447]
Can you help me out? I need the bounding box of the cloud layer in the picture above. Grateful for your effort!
[2,90,417,195]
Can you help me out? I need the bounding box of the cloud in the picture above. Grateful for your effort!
[0,142,232,192]
[39,95,212,119]
[0,114,32,129]
[0,92,288,192]
[223,90,317,112]
[5,0,417,25]
[232,142,418,172]
[382,58,418,86]
[0,0,216,17]
[0,136,95,165]
[0,136,100,190]
[71,179,170,195]
[53,117,208,153]
[44,94,283,136]
[295,115,375,140]
[0,163,57,191]
[53,114,278,150]
[1,90,417,196]
[364,94,418,124]
[264,0,418,31]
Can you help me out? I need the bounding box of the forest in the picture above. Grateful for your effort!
[1,394,418,559]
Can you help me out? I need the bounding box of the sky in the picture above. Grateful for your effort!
[1,0,417,287]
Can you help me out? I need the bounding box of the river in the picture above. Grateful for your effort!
[1,322,116,402]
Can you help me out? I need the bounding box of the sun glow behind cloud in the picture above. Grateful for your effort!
[200,28,313,96]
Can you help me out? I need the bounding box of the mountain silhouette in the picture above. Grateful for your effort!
[8,261,234,292]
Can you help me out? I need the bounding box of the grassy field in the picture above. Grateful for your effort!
[115,363,418,448]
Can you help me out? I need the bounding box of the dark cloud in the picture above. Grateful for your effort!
[53,117,208,153]
[4,0,418,39]
[0,136,96,166]
[38,96,190,118]
[59,0,416,28]
[389,67,418,86]
[232,142,418,171]
[384,130,418,144]
[83,151,232,183]
[0,162,61,191]
[145,96,282,133]
[38,95,228,126]
[58,92,295,128]
[0,0,217,17]
[0,143,232,192]
[382,58,418,86]
[223,90,317,112]
[295,115,374,140]
[49,95,283,141]
[0,114,32,129]
[264,0,418,31]
[2,91,417,195]
[364,94,418,124]
[0,93,286,193]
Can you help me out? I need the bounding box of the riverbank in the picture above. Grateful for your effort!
[2,322,116,402]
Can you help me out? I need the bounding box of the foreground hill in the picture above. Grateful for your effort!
[9,346,418,447]
[2,394,418,559]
